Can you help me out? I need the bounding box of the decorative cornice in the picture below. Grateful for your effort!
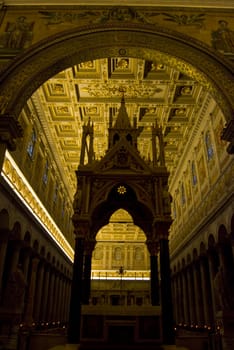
[1,150,74,261]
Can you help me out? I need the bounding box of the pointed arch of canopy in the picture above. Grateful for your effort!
[0,23,233,124]
[90,182,154,237]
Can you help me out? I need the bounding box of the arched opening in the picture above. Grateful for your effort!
[91,209,150,307]
[91,183,154,235]
[0,25,233,123]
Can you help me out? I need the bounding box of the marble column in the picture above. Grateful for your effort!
[51,271,59,321]
[68,236,84,343]
[200,256,211,324]
[171,275,176,322]
[47,268,55,321]
[24,257,40,325]
[33,260,45,322]
[10,239,22,274]
[21,247,31,281]
[159,235,175,344]
[187,265,196,324]
[182,268,189,324]
[83,239,95,304]
[61,277,67,322]
[0,229,10,298]
[40,264,50,322]
[56,274,63,321]
[147,239,159,305]
[207,253,216,322]
[66,278,72,322]
[192,261,204,324]
[177,273,184,323]
[173,274,180,325]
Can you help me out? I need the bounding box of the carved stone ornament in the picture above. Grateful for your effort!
[0,115,23,150]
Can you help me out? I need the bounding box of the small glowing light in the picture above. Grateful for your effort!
[117,185,127,195]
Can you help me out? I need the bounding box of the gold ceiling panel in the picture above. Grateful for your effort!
[33,56,209,198]
[42,82,71,102]
[72,60,101,79]
[48,105,75,121]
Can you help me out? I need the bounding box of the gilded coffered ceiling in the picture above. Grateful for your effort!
[32,56,209,195]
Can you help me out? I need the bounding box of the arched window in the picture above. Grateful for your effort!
[27,129,36,158]
[205,131,214,161]
[114,247,122,261]
[61,199,65,217]
[181,183,186,206]
[53,183,58,203]
[135,247,143,261]
[43,159,49,185]
[191,161,197,186]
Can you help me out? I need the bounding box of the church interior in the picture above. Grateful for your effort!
[0,1,233,350]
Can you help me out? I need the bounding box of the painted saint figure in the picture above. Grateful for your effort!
[211,20,234,53]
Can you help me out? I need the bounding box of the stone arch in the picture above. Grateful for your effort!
[199,241,206,256]
[208,233,216,249]
[90,182,153,237]
[0,24,233,125]
[33,239,39,253]
[192,248,198,261]
[11,221,21,240]
[218,224,228,243]
[23,231,31,244]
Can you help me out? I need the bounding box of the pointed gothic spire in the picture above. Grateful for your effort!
[108,95,143,150]
[113,94,132,129]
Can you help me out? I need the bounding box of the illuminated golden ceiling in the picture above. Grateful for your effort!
[33,57,209,195]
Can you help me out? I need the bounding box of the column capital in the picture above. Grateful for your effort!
[146,239,159,255]
[153,218,172,240]
[72,217,90,238]
[0,115,23,151]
